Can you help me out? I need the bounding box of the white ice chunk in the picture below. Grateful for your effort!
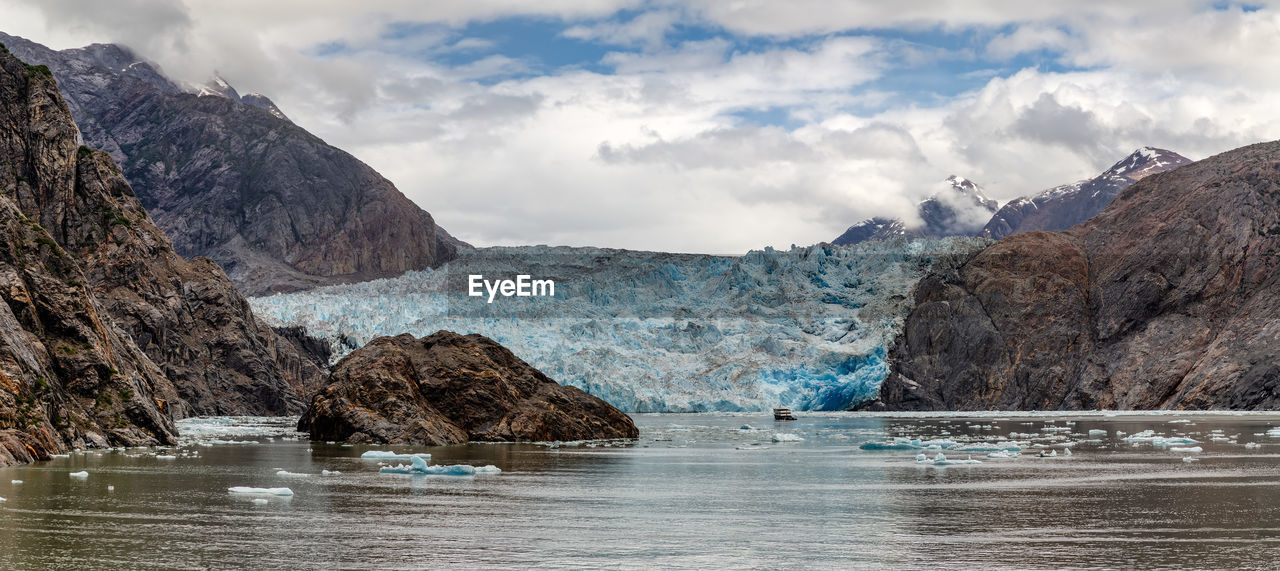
[155,455,177,460]
[474,465,502,474]
[228,486,294,496]
[771,433,804,443]
[1088,429,1108,437]
[251,498,269,505]
[69,471,88,478]
[10,480,21,484]
[1170,446,1202,453]
[275,470,312,477]
[321,470,342,476]
[360,451,431,461]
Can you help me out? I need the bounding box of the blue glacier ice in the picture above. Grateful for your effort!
[250,239,987,412]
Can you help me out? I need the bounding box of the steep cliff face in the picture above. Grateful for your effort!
[0,44,327,463]
[0,32,461,295]
[980,148,1191,240]
[874,140,1280,411]
[1,51,179,465]
[300,331,639,445]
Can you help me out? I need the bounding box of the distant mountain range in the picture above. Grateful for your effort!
[980,147,1191,239]
[832,148,1191,245]
[0,32,462,295]
[832,175,998,245]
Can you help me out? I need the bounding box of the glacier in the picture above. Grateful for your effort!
[250,239,987,412]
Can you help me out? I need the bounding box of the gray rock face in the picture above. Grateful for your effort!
[300,331,640,445]
[0,45,329,466]
[0,32,462,295]
[980,147,1191,240]
[833,176,998,245]
[872,140,1280,411]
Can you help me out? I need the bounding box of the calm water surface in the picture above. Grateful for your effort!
[2,412,1280,569]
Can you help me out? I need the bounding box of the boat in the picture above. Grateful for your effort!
[773,408,796,421]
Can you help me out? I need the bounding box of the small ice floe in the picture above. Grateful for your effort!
[954,442,1022,452]
[771,433,804,443]
[321,470,342,476]
[1182,457,1199,463]
[1169,446,1202,453]
[378,454,476,476]
[1088,429,1108,437]
[917,452,981,466]
[0,496,5,502]
[360,451,430,462]
[474,465,502,474]
[251,498,269,505]
[1063,447,1072,456]
[860,440,922,451]
[227,487,294,496]
[1266,428,1280,437]
[1037,450,1058,458]
[51,454,70,459]
[739,425,754,431]
[1169,419,1192,424]
[986,450,1021,459]
[10,480,21,485]
[1245,442,1262,449]
[275,470,312,478]
[155,455,177,460]
[107,485,114,492]
[69,471,89,478]
[735,444,770,451]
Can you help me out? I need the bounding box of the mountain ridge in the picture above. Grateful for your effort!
[0,32,462,295]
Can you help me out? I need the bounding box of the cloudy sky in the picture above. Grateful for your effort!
[4,1,1280,253]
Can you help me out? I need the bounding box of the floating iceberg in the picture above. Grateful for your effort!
[771,433,804,443]
[986,450,1021,459]
[474,465,502,474]
[322,470,342,476]
[155,455,177,460]
[10,480,21,484]
[917,452,981,465]
[1087,429,1108,437]
[69,471,88,478]
[228,487,294,496]
[360,451,430,461]
[379,454,477,476]
[1169,446,1202,453]
[250,240,988,412]
[251,498,269,505]
[275,470,312,477]
[860,441,921,451]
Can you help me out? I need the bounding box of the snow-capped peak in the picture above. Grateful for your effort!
[1104,147,1192,181]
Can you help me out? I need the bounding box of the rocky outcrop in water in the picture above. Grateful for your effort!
[299,331,640,444]
[0,32,462,295]
[0,45,328,465]
[979,147,1190,240]
[872,140,1280,411]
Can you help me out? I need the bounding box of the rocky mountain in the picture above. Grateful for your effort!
[833,176,998,245]
[300,331,640,444]
[0,45,326,465]
[980,147,1191,240]
[871,139,1280,411]
[0,32,462,295]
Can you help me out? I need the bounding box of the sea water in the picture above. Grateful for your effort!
[2,412,1280,569]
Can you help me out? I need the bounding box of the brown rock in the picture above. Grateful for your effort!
[875,140,1280,411]
[300,331,639,444]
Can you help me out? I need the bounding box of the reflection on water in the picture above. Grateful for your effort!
[3,413,1280,569]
